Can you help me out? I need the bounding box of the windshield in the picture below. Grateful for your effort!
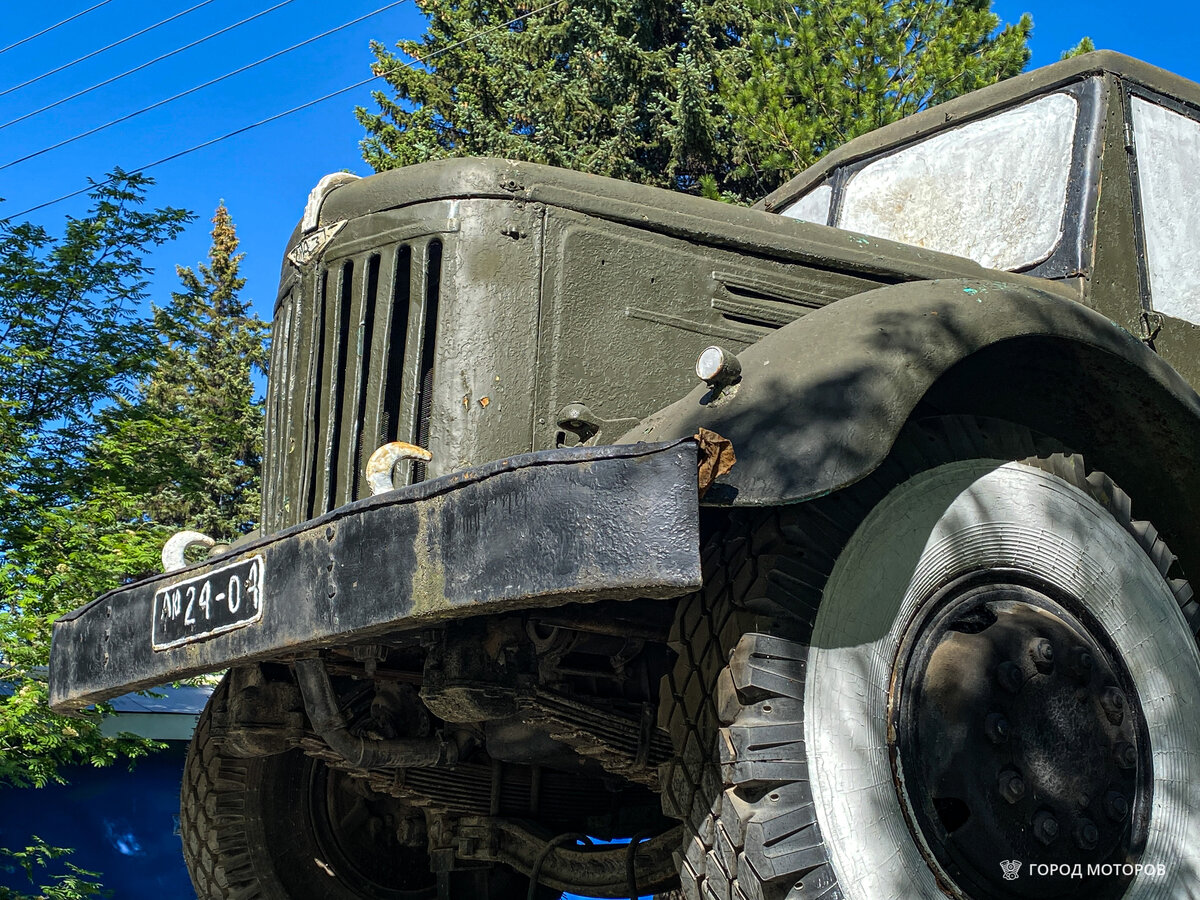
[782,92,1080,271]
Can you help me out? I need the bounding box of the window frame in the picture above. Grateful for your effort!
[1124,83,1200,323]
[781,77,1105,278]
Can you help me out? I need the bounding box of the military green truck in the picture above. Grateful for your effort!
[49,51,1200,899]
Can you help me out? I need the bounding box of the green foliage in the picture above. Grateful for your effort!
[357,0,743,193]
[0,173,190,516]
[0,173,191,900]
[0,175,190,788]
[98,204,269,542]
[1061,36,1096,59]
[723,0,1032,198]
[0,187,267,895]
[0,837,105,900]
[358,0,1034,202]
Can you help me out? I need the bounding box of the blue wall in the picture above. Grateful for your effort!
[0,726,652,900]
[0,744,194,899]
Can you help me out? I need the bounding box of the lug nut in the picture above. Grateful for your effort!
[1074,818,1100,851]
[1031,638,1055,673]
[986,712,1010,744]
[1101,686,1126,725]
[1068,646,1095,682]
[998,769,1025,804]
[1114,742,1138,769]
[1033,811,1060,845]
[1104,791,1130,821]
[997,661,1023,693]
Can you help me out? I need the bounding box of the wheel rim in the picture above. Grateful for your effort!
[306,760,437,899]
[889,570,1152,898]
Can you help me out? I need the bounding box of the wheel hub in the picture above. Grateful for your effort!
[889,574,1150,898]
[309,761,437,898]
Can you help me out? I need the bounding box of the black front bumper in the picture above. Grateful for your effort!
[49,441,701,712]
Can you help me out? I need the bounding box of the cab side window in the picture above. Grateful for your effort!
[1130,96,1200,326]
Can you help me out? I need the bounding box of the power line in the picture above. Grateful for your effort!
[2,0,301,129]
[0,1,117,56]
[0,0,410,171]
[0,0,220,99]
[8,0,567,219]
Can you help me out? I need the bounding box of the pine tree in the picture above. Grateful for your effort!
[357,0,1042,202]
[1061,36,1096,60]
[721,0,1033,199]
[94,203,269,546]
[357,0,743,193]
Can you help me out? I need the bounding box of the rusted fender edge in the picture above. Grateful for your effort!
[622,278,1200,506]
[49,441,701,713]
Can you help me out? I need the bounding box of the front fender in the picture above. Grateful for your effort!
[622,278,1200,507]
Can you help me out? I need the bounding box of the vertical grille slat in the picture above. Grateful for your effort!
[305,271,332,521]
[393,242,432,488]
[280,294,304,526]
[263,290,289,530]
[411,240,443,484]
[265,291,299,531]
[296,274,322,524]
[381,245,413,445]
[354,253,388,500]
[326,261,357,508]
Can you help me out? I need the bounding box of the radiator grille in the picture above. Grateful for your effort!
[263,237,444,533]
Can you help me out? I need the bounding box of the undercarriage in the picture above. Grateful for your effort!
[195,601,686,898]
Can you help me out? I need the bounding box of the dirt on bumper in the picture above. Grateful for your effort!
[49,441,702,712]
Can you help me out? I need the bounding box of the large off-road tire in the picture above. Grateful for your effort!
[661,416,1200,900]
[181,676,545,900]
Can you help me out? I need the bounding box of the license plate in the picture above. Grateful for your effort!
[151,555,265,650]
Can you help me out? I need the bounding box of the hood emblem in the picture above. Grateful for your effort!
[287,220,347,268]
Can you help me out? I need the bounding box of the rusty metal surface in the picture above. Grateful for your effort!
[49,440,701,712]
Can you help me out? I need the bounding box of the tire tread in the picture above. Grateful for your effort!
[663,415,1195,900]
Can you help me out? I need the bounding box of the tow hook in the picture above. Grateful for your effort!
[366,441,434,495]
[161,531,217,572]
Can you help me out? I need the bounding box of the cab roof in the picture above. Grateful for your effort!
[757,51,1200,214]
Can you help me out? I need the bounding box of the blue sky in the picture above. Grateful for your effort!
[1,1,1197,326]
[1,0,427,322]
